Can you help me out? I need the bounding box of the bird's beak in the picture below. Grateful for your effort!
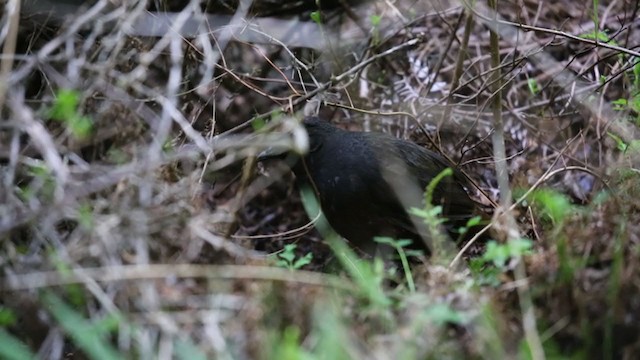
[257,122,309,162]
[257,146,289,161]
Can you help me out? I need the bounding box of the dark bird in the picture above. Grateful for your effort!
[292,116,479,257]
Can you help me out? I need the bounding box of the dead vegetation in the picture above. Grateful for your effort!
[1,0,640,359]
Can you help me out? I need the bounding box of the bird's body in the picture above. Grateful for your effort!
[293,116,477,256]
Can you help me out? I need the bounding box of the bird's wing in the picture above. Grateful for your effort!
[391,138,475,223]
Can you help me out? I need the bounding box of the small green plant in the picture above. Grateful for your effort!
[17,162,56,202]
[106,148,130,164]
[611,98,628,112]
[41,292,121,360]
[48,88,93,139]
[409,168,457,262]
[251,117,267,132]
[0,328,36,360]
[607,131,629,152]
[374,237,418,293]
[275,244,313,270]
[527,78,539,96]
[580,29,615,45]
[162,138,174,152]
[310,11,322,25]
[0,308,17,327]
[481,238,533,268]
[469,257,502,286]
[268,301,353,360]
[329,235,392,311]
[77,203,94,230]
[269,326,314,360]
[469,238,533,286]
[529,188,573,225]
[456,215,483,242]
[582,0,615,47]
[51,255,87,307]
[299,186,391,312]
[370,14,382,27]
[410,204,445,229]
[370,14,382,46]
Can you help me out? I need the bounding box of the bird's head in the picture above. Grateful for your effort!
[302,116,339,151]
[257,116,333,162]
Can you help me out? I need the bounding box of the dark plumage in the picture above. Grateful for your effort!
[293,116,477,256]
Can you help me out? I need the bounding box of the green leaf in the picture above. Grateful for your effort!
[275,244,312,270]
[607,132,627,152]
[424,168,453,205]
[469,258,501,286]
[251,117,266,132]
[49,89,80,120]
[51,258,86,307]
[395,239,413,248]
[483,241,510,267]
[481,239,533,268]
[427,206,443,217]
[48,89,93,139]
[293,253,313,269]
[41,292,120,360]
[77,203,94,230]
[0,328,36,360]
[69,115,93,138]
[370,14,382,27]
[508,238,533,254]
[0,307,17,326]
[328,234,391,309]
[279,244,296,263]
[466,216,482,228]
[580,30,615,44]
[527,78,539,95]
[612,98,627,111]
[27,162,51,178]
[373,236,416,292]
[530,189,572,223]
[310,11,322,24]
